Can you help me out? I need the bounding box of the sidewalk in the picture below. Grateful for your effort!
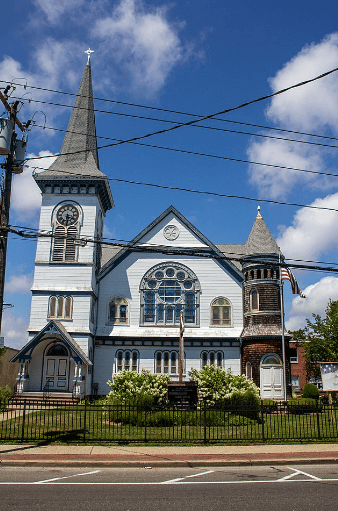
[1,443,338,467]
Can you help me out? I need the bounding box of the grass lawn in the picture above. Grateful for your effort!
[1,402,338,444]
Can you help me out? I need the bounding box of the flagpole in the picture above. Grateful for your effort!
[279,252,287,401]
[178,310,184,383]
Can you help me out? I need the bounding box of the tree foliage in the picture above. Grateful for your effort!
[294,300,338,378]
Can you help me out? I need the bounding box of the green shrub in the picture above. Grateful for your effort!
[106,370,170,406]
[302,383,320,400]
[287,398,320,414]
[189,365,260,407]
[0,385,12,411]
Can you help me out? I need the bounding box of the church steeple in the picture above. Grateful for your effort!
[35,54,113,212]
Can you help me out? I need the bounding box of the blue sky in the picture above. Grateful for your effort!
[2,0,338,347]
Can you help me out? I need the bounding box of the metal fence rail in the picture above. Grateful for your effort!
[0,399,337,444]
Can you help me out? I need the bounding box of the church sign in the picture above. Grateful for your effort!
[320,363,338,391]
[167,382,198,409]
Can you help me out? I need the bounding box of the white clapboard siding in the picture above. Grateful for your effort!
[139,213,209,248]
[98,251,243,335]
[94,346,241,395]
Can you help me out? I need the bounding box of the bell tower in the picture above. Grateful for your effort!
[28,53,114,373]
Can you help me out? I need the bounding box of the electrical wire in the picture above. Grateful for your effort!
[21,65,338,162]
[33,124,338,171]
[4,224,338,274]
[28,165,338,213]
[3,78,338,143]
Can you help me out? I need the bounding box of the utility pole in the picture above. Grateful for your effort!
[0,89,26,335]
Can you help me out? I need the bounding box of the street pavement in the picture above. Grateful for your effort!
[1,443,338,467]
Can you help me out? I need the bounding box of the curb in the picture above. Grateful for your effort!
[1,457,338,468]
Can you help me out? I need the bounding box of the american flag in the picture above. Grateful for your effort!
[281,268,306,298]
[322,363,338,374]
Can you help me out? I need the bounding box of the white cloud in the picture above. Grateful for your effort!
[277,192,338,261]
[11,151,56,220]
[1,309,28,349]
[248,33,338,198]
[92,0,183,95]
[286,276,338,331]
[33,0,85,24]
[5,275,33,295]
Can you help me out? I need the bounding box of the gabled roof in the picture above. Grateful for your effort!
[99,205,243,282]
[10,320,92,365]
[245,208,280,255]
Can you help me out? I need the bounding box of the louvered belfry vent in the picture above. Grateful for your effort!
[65,226,77,261]
[52,226,66,261]
[52,224,78,262]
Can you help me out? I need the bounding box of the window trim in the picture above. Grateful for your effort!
[115,349,139,372]
[107,296,129,326]
[140,262,200,327]
[201,350,224,369]
[289,348,298,364]
[250,289,259,311]
[154,350,181,375]
[210,297,232,327]
[48,295,73,320]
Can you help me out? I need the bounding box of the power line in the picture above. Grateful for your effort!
[22,66,338,162]
[4,78,338,143]
[30,123,338,179]
[29,166,338,213]
[12,97,338,151]
[5,224,338,274]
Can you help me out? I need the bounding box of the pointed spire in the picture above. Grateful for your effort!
[43,57,105,178]
[246,207,279,255]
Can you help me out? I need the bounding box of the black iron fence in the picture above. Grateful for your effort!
[0,399,337,444]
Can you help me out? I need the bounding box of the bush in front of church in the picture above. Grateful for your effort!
[106,370,170,406]
[189,365,260,409]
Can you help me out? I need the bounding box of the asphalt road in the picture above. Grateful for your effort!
[1,465,338,510]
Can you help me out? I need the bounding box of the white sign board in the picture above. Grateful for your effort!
[320,363,338,391]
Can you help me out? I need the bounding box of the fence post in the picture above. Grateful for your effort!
[260,401,265,442]
[316,399,321,440]
[21,399,26,443]
[203,399,207,444]
[144,406,147,443]
[83,401,87,443]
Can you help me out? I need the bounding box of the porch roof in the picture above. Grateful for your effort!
[10,320,92,365]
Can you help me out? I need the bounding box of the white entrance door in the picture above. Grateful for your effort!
[43,357,69,391]
[260,365,284,399]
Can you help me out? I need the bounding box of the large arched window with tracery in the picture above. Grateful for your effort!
[140,262,200,326]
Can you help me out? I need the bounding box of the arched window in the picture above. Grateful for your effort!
[140,263,200,326]
[51,203,81,262]
[250,289,259,311]
[155,351,180,374]
[201,351,223,369]
[108,297,129,324]
[48,296,72,319]
[211,298,231,326]
[46,344,68,356]
[261,354,282,365]
[116,350,139,372]
[246,361,253,379]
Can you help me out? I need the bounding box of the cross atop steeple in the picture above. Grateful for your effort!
[85,48,94,64]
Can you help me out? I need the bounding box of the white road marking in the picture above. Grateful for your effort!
[162,470,214,484]
[34,470,101,484]
[0,478,337,486]
[278,468,322,482]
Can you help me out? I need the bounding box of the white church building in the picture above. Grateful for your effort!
[12,60,291,400]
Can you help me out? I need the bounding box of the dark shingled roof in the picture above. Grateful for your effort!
[38,62,106,180]
[245,209,280,255]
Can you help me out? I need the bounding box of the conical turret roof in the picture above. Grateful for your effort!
[245,207,279,255]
